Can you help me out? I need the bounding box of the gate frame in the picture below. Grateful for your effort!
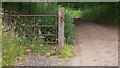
[4,7,64,54]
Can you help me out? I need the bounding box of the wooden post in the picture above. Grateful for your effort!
[58,7,64,54]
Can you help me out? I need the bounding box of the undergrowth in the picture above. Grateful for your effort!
[64,9,74,44]
[60,43,73,58]
[21,43,57,57]
[81,4,118,24]
[65,8,82,18]
[2,32,25,66]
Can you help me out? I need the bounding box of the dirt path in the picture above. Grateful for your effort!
[15,21,118,66]
[64,21,118,66]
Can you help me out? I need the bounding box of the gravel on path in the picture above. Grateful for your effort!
[15,54,66,66]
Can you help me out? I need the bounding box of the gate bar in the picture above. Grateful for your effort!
[11,14,57,17]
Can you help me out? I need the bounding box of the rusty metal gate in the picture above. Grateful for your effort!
[3,6,64,53]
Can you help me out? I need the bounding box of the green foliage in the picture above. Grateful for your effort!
[3,3,74,65]
[60,2,118,23]
[64,9,74,44]
[4,3,58,45]
[31,44,57,56]
[66,8,82,18]
[81,4,118,23]
[60,43,73,58]
[31,44,48,53]
[59,2,102,10]
[3,2,75,45]
[17,45,25,56]
[119,3,120,22]
[18,36,32,43]
[3,2,19,11]
[0,39,1,66]
[2,32,25,66]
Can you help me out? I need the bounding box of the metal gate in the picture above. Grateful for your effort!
[3,6,64,53]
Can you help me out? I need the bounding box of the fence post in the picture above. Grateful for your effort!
[58,7,64,55]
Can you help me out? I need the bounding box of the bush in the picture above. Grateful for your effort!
[60,43,73,58]
[60,3,118,24]
[65,8,82,18]
[81,4,118,23]
[2,32,25,66]
[64,9,74,44]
